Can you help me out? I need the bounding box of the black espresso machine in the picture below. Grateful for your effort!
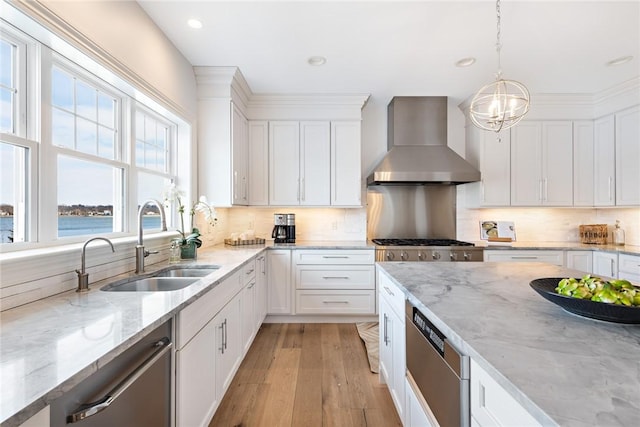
[272,213,295,243]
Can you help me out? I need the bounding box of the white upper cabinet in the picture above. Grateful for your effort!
[572,121,594,206]
[269,121,301,205]
[231,105,249,205]
[615,105,640,206]
[248,121,269,206]
[511,121,573,206]
[593,115,616,206]
[300,121,331,205]
[331,121,363,206]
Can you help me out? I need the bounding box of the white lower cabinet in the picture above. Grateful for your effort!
[240,259,258,355]
[378,268,405,422]
[564,250,593,274]
[618,253,640,283]
[255,254,268,327]
[214,296,241,398]
[470,359,541,426]
[294,249,375,315]
[404,378,433,427]
[592,251,618,279]
[267,249,293,314]
[484,250,564,266]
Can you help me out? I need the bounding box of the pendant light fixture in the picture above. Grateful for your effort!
[470,0,530,133]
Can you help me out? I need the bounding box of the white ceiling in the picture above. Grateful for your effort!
[137,0,640,104]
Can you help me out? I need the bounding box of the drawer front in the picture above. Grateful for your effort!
[378,268,405,318]
[294,249,375,265]
[484,250,564,266]
[296,265,375,290]
[618,254,640,277]
[241,258,257,285]
[295,290,376,314]
[177,271,239,349]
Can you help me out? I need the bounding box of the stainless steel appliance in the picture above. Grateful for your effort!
[51,321,172,427]
[272,213,295,243]
[373,238,483,262]
[406,300,470,427]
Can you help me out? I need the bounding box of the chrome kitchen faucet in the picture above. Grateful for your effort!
[76,237,115,292]
[136,199,167,274]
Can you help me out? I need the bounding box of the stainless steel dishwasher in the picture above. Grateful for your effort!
[51,321,172,427]
[406,300,470,427]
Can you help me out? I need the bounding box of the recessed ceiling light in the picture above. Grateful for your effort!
[307,56,327,66]
[606,55,633,66]
[455,57,476,67]
[187,19,203,29]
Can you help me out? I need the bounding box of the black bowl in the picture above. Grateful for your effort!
[529,278,640,324]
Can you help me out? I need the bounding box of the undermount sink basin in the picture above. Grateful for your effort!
[152,265,220,278]
[101,277,200,292]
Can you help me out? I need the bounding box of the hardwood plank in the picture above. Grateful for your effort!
[209,323,400,427]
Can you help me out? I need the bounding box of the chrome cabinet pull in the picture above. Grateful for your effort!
[67,338,172,423]
[322,300,349,304]
[511,256,538,260]
[383,313,389,346]
[322,256,349,259]
[383,286,395,297]
[322,276,350,279]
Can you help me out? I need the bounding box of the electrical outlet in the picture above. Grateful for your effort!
[332,221,338,230]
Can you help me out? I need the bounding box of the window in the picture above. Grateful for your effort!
[0,15,186,249]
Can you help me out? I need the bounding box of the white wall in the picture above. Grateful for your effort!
[38,0,197,119]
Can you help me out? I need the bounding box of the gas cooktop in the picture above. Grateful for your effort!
[371,238,475,247]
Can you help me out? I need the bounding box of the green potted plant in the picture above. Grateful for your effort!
[163,184,217,259]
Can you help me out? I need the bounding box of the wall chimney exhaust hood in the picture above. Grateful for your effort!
[367,96,481,185]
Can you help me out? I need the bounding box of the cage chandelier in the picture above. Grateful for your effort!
[470,0,530,132]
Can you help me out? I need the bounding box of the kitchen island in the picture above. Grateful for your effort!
[378,261,640,427]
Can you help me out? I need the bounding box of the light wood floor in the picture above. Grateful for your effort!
[209,323,402,427]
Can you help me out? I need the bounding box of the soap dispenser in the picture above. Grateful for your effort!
[612,220,625,246]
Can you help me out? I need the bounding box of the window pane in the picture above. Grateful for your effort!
[0,141,28,243]
[52,68,74,110]
[76,80,96,121]
[138,172,170,231]
[58,156,122,237]
[76,117,96,155]
[51,108,74,149]
[98,93,114,127]
[135,111,144,141]
[98,126,114,159]
[0,39,16,134]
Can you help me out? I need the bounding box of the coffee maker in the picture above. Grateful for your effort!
[272,213,296,243]
[272,214,288,243]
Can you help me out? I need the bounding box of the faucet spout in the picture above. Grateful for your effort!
[136,199,168,274]
[76,237,115,292]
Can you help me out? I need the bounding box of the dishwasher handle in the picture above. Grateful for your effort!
[67,337,172,423]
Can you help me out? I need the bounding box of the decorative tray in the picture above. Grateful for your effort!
[224,238,265,246]
[529,278,640,324]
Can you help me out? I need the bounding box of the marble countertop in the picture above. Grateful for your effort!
[475,241,640,256]
[377,262,640,427]
[0,245,266,427]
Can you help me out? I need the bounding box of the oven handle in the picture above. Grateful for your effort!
[67,337,172,423]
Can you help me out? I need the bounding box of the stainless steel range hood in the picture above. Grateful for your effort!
[367,96,480,185]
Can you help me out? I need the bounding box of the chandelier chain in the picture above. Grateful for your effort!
[495,0,502,79]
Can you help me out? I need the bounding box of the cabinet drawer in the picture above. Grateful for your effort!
[618,254,640,283]
[294,249,374,265]
[296,265,374,290]
[295,290,376,314]
[378,268,405,318]
[484,250,564,266]
[241,258,257,285]
[177,271,239,349]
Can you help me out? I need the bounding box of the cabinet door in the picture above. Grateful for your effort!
[480,130,511,206]
[565,251,593,274]
[593,115,615,206]
[592,252,618,279]
[267,249,292,314]
[177,319,217,427]
[542,121,573,206]
[615,105,640,206]
[379,295,405,419]
[405,378,434,427]
[573,121,595,206]
[331,121,362,206]
[248,121,269,205]
[269,121,300,205]
[379,296,393,387]
[300,121,330,205]
[232,104,248,205]
[255,254,268,327]
[240,279,256,355]
[618,254,640,283]
[215,297,241,399]
[511,123,543,205]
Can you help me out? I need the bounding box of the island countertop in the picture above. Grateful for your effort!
[377,261,640,427]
